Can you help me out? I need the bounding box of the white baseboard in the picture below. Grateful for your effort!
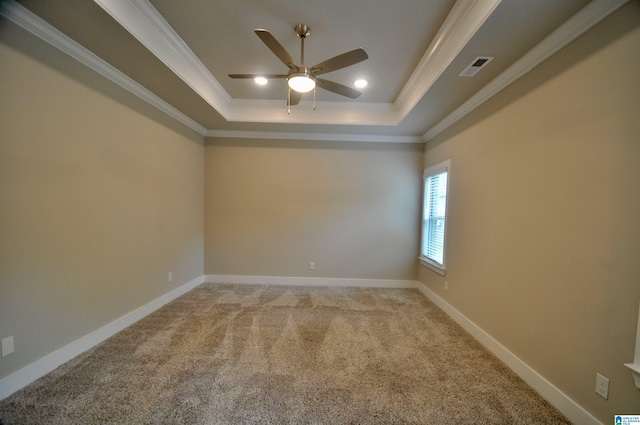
[204,274,419,289]
[415,281,602,425]
[205,275,599,423]
[1,274,600,425]
[0,275,205,401]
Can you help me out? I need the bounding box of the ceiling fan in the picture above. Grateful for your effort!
[229,24,368,111]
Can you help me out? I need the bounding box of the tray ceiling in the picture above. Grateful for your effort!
[3,0,626,142]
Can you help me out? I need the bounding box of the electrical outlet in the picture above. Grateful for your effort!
[168,272,172,282]
[309,262,315,270]
[595,373,609,399]
[445,281,448,291]
[2,336,14,357]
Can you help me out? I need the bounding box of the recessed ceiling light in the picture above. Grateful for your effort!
[254,77,268,86]
[354,79,368,89]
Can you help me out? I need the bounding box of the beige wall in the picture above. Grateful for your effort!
[2,1,638,420]
[420,3,640,421]
[204,138,423,280]
[0,22,204,379]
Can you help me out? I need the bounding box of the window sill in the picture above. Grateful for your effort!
[625,363,640,389]
[419,257,446,276]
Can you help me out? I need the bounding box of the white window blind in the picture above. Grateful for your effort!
[421,160,450,273]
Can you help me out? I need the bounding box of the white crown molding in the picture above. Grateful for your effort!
[394,0,501,119]
[206,130,423,144]
[422,0,631,142]
[90,0,499,127]
[3,0,628,144]
[93,0,232,118]
[0,0,208,136]
[227,99,400,126]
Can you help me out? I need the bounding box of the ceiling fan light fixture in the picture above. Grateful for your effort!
[288,70,316,93]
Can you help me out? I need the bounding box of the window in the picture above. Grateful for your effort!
[420,160,450,275]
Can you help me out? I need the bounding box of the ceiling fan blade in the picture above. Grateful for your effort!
[289,90,302,106]
[228,74,287,79]
[255,29,298,70]
[311,48,368,75]
[316,78,361,99]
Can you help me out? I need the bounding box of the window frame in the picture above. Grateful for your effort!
[419,159,451,276]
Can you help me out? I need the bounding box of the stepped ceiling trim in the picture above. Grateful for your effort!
[1,0,630,143]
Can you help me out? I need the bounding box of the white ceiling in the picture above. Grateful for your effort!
[3,0,627,142]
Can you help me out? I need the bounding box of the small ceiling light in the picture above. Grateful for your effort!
[254,76,268,86]
[354,79,368,89]
[288,69,316,93]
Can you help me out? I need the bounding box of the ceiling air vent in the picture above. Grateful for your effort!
[459,56,494,77]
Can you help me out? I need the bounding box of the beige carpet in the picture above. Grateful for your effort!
[0,283,571,424]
